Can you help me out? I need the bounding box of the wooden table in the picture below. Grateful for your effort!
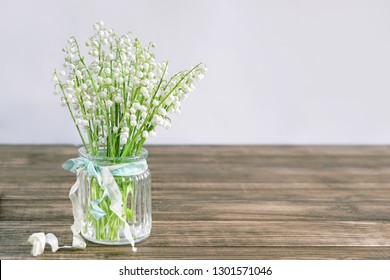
[1,145,390,259]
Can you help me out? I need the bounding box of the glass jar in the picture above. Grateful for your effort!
[77,147,152,245]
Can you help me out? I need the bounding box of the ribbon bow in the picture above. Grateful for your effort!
[28,157,147,256]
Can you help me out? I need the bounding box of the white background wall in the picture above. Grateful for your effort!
[1,0,390,145]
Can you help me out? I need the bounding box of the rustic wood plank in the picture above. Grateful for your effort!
[2,246,390,260]
[1,145,390,259]
[1,220,390,247]
[1,184,390,222]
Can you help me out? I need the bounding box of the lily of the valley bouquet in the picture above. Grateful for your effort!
[28,21,206,256]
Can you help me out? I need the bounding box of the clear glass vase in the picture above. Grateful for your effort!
[77,147,152,245]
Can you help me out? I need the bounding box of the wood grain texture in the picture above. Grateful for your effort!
[0,145,390,259]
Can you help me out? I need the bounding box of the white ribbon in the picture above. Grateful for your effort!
[28,160,143,256]
[101,167,137,252]
[28,169,88,256]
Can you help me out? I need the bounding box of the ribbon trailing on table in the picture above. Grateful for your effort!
[28,157,148,256]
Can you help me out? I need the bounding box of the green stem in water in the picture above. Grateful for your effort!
[85,176,135,242]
